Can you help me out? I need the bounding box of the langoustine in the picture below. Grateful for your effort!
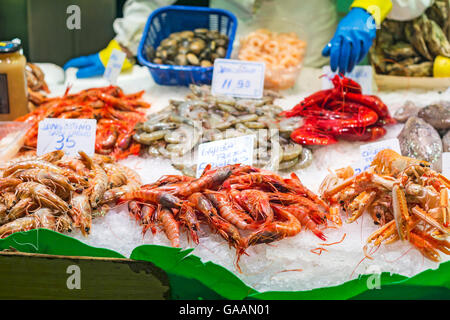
[320,149,450,262]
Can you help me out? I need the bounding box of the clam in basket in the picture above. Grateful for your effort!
[137,5,238,86]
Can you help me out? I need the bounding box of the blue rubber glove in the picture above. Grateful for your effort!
[322,8,377,74]
[63,53,105,78]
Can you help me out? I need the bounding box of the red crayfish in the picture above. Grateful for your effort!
[281,75,395,145]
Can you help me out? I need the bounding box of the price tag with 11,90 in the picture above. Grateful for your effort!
[196,135,255,178]
[36,118,97,157]
[211,59,265,99]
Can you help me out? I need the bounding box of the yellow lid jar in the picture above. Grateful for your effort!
[0,41,28,121]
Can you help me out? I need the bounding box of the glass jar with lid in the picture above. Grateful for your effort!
[0,41,28,120]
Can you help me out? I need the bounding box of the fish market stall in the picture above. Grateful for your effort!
[0,64,448,299]
[0,3,449,301]
[370,0,450,90]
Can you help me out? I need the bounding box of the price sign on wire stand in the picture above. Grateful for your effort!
[196,135,255,178]
[211,59,265,99]
[442,152,450,178]
[322,65,373,95]
[103,49,126,85]
[352,138,401,174]
[37,118,97,157]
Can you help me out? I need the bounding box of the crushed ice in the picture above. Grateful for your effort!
[70,88,449,293]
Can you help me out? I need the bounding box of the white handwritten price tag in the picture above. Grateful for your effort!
[37,119,97,157]
[103,49,126,85]
[442,152,450,178]
[211,59,265,99]
[322,66,373,95]
[196,135,254,178]
[353,138,401,174]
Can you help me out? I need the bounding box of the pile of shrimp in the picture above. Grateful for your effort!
[26,63,49,111]
[0,150,141,238]
[122,164,329,269]
[238,29,306,90]
[15,85,150,160]
[320,149,450,262]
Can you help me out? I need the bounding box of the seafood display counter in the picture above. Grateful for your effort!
[1,1,450,297]
[0,64,449,300]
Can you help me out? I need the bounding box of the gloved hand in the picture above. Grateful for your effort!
[63,53,105,78]
[322,8,377,74]
[63,40,133,78]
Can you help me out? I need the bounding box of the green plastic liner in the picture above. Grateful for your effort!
[0,228,448,300]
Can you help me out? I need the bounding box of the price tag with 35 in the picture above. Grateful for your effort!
[37,118,97,157]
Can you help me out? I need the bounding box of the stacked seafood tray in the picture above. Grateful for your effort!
[370,0,450,77]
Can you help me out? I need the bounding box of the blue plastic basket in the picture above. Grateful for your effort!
[137,5,238,86]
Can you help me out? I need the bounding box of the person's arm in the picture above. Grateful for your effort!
[350,0,393,26]
[322,0,393,74]
[113,0,177,56]
[387,0,434,21]
[64,0,175,78]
